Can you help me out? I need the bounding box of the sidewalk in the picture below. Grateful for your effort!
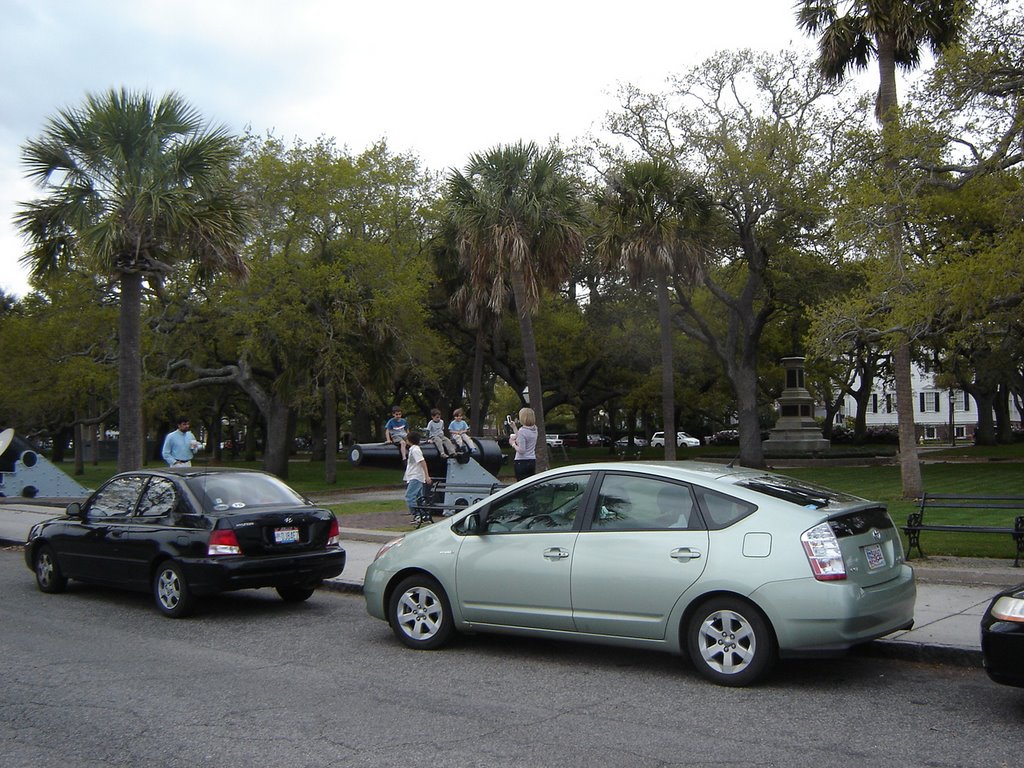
[3,498,1020,667]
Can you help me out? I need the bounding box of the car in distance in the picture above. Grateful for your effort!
[587,434,611,447]
[981,583,1024,687]
[613,436,648,448]
[650,431,702,448]
[364,461,915,686]
[545,434,564,448]
[26,467,346,617]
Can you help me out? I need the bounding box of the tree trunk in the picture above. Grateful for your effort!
[324,382,337,484]
[310,417,325,462]
[117,271,144,471]
[657,276,677,461]
[735,366,764,468]
[511,270,548,472]
[893,340,922,498]
[73,416,84,476]
[970,388,996,445]
[877,34,922,500]
[995,384,1014,444]
[261,398,292,479]
[470,324,485,435]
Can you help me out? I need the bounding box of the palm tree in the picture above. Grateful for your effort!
[596,159,711,460]
[796,1,970,498]
[445,141,585,472]
[16,88,249,471]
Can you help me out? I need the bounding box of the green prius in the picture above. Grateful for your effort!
[364,461,915,686]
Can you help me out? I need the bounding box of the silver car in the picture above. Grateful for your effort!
[364,462,915,686]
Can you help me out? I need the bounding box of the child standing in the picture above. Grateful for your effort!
[448,408,479,454]
[508,407,538,480]
[426,408,457,458]
[384,405,409,460]
[403,432,432,526]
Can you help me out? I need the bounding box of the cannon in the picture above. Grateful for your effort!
[0,428,90,499]
[348,437,504,477]
[348,437,506,510]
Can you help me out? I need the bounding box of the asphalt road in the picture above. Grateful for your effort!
[1,547,1021,768]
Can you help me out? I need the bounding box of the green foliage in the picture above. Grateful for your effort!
[0,276,117,436]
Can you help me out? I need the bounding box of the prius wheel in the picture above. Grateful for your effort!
[34,545,67,593]
[277,584,317,602]
[687,597,775,687]
[388,575,453,650]
[153,561,193,618]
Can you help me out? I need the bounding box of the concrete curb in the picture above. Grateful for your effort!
[859,638,983,668]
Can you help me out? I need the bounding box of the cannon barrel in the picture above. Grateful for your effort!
[348,438,504,477]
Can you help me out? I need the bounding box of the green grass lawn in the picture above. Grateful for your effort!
[53,443,1023,558]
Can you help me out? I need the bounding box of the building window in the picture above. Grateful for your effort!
[919,392,941,413]
[924,426,937,440]
[955,426,966,439]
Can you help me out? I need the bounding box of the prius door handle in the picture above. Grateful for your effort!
[543,547,570,560]
[670,547,702,561]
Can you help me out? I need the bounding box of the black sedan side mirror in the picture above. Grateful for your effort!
[66,502,84,519]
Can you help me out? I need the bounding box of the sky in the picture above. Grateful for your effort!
[0,0,832,297]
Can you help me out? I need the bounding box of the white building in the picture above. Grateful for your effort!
[838,364,1023,443]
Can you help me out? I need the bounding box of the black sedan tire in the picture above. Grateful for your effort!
[277,584,317,602]
[687,597,776,687]
[34,545,68,594]
[153,561,194,618]
[388,574,454,650]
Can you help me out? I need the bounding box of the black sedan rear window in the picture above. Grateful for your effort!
[186,473,308,513]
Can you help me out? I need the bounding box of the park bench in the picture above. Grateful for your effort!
[903,493,1024,567]
[415,478,507,522]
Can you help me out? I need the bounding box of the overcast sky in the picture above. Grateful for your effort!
[1,0,829,297]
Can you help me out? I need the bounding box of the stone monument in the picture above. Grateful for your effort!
[762,357,830,455]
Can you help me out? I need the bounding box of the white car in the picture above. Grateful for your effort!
[545,434,564,448]
[650,431,701,448]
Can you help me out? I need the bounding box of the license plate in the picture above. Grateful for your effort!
[274,526,299,544]
[863,542,885,570]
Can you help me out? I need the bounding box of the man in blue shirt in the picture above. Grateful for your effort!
[162,417,201,467]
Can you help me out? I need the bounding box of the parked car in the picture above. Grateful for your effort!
[650,431,702,448]
[587,434,611,447]
[364,461,915,686]
[709,429,740,445]
[560,433,581,448]
[545,434,564,448]
[981,583,1024,687]
[614,436,648,448]
[25,467,346,617]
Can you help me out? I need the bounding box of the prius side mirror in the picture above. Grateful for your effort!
[455,511,484,535]
[66,502,84,519]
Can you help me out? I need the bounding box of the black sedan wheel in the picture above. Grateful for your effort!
[388,575,454,650]
[34,545,68,594]
[153,561,193,618]
[687,597,776,686]
[277,584,317,602]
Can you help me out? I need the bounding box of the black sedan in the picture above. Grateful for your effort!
[25,467,346,617]
[981,583,1024,687]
